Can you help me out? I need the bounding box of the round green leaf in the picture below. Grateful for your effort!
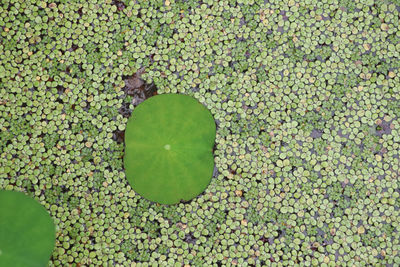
[124,94,216,204]
[0,190,56,267]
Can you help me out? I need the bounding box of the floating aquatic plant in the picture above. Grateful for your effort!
[124,94,216,204]
[0,190,55,267]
